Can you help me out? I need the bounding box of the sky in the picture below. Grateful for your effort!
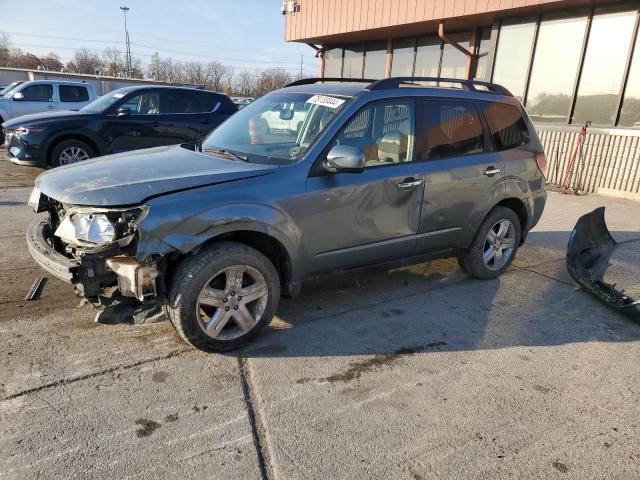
[0,0,319,76]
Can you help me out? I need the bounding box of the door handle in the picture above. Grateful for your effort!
[483,167,501,176]
[152,121,160,127]
[47,105,55,110]
[397,178,424,189]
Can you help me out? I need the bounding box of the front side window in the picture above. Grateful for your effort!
[80,87,137,113]
[423,100,485,159]
[59,85,89,103]
[122,93,161,114]
[481,101,530,151]
[19,84,53,102]
[201,92,351,165]
[330,100,415,168]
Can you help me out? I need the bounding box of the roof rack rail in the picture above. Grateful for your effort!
[366,77,513,96]
[285,77,377,87]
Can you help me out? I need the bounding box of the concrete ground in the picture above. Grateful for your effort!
[1,152,639,479]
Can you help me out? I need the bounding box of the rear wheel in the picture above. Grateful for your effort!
[50,139,96,167]
[0,118,5,146]
[167,242,280,352]
[458,206,521,279]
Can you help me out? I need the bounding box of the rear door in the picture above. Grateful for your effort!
[58,84,91,111]
[10,83,58,118]
[417,98,504,252]
[302,98,426,275]
[160,90,216,143]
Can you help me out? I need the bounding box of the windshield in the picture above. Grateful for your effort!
[80,88,132,113]
[201,92,351,165]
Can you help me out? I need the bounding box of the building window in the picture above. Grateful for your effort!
[440,32,471,79]
[491,19,536,101]
[391,38,416,76]
[342,45,364,78]
[573,10,637,126]
[474,28,492,80]
[363,41,387,79]
[526,13,589,124]
[620,27,640,128]
[414,35,441,77]
[323,48,342,77]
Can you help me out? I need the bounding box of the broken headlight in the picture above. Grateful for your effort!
[54,206,148,246]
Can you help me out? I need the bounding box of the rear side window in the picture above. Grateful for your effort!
[199,92,237,114]
[59,85,89,102]
[423,100,485,159]
[482,102,530,151]
[163,91,205,113]
[20,84,53,102]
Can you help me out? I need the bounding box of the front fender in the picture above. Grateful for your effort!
[136,192,302,272]
[44,127,105,155]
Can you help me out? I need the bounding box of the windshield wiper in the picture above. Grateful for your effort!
[203,147,248,162]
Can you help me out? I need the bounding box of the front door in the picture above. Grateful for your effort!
[301,99,425,275]
[417,99,505,252]
[11,83,58,118]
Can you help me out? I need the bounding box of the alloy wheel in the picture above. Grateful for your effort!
[59,146,90,165]
[196,265,269,340]
[483,219,516,271]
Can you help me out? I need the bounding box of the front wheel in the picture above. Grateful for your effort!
[458,206,521,280]
[167,242,280,352]
[50,139,96,167]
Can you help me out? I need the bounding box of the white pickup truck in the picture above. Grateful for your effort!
[0,80,97,144]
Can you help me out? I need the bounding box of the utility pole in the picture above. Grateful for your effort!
[120,6,132,78]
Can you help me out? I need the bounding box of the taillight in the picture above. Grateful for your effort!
[536,153,549,179]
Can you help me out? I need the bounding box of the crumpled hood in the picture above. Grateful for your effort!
[2,110,92,128]
[36,144,275,206]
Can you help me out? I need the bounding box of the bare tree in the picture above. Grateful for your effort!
[234,70,256,96]
[103,47,124,77]
[40,53,63,71]
[71,48,103,74]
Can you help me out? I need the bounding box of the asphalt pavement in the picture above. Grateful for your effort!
[1,152,639,479]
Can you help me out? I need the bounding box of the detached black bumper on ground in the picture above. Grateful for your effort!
[566,207,640,320]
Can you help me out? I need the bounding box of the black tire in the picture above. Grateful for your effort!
[0,120,5,146]
[167,241,280,352]
[458,206,521,280]
[50,139,96,167]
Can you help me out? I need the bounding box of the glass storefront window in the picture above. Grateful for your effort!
[526,13,588,124]
[414,35,441,77]
[440,32,471,79]
[491,20,536,100]
[474,28,492,80]
[620,28,640,127]
[323,48,342,77]
[342,45,364,78]
[363,41,387,79]
[573,10,637,126]
[391,38,416,76]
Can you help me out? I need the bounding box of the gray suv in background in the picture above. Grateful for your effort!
[26,77,547,352]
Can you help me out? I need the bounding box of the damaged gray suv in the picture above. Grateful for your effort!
[27,77,548,352]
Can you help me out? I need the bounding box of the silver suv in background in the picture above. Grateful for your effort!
[0,80,97,144]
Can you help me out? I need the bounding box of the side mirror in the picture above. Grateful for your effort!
[279,109,294,121]
[116,106,131,117]
[324,145,365,173]
[13,92,24,101]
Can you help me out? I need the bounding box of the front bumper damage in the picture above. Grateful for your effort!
[566,207,640,320]
[26,216,165,324]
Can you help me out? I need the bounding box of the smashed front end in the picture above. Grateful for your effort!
[566,207,640,320]
[26,187,163,321]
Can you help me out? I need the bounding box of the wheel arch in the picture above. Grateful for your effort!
[493,197,529,245]
[45,132,102,165]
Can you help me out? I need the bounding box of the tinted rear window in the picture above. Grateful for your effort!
[200,92,237,114]
[59,85,89,102]
[482,101,530,151]
[423,100,485,159]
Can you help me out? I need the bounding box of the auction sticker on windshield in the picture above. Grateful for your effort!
[306,95,345,109]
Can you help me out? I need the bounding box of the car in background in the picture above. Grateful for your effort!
[3,85,238,167]
[0,80,97,145]
[232,97,253,110]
